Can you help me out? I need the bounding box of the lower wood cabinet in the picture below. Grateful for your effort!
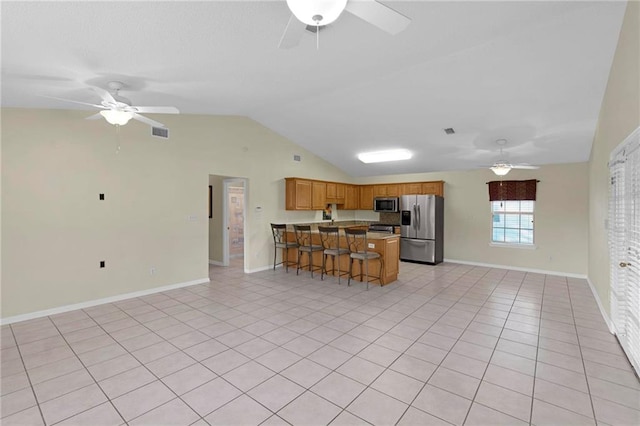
[285,231,400,284]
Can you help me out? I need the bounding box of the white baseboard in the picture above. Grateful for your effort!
[442,258,588,279]
[587,277,615,334]
[1,277,210,325]
[245,264,279,274]
[208,260,224,266]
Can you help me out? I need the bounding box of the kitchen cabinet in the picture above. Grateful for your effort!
[312,181,327,210]
[422,181,444,196]
[402,183,422,194]
[373,185,388,197]
[285,178,312,210]
[286,178,444,210]
[342,185,359,210]
[359,186,374,210]
[326,182,346,203]
[286,231,400,285]
[386,184,400,197]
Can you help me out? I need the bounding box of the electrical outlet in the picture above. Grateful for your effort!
[100,261,105,268]
[368,243,375,249]
[99,193,105,200]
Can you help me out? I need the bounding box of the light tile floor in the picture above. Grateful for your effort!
[2,261,639,425]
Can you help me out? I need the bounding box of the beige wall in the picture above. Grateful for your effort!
[356,163,589,275]
[588,1,640,317]
[1,108,352,319]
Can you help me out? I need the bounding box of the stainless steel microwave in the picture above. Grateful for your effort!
[374,197,399,212]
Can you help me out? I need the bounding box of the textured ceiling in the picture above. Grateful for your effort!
[1,1,627,176]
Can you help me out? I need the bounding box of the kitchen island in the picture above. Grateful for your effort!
[284,224,399,285]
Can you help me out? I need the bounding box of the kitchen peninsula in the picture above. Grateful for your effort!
[283,222,400,285]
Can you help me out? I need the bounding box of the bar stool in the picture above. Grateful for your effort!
[344,228,383,290]
[270,223,298,272]
[318,226,350,284]
[293,224,324,277]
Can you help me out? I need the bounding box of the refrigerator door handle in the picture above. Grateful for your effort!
[417,204,421,230]
[413,204,417,230]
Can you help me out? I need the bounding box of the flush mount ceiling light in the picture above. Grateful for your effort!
[490,164,511,176]
[358,149,412,164]
[286,0,348,26]
[99,110,133,126]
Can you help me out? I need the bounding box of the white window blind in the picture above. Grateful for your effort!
[609,126,640,376]
[491,200,535,245]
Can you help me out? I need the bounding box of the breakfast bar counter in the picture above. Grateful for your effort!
[283,224,399,285]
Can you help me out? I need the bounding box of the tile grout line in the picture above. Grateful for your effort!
[6,325,47,425]
[460,270,530,425]
[566,277,600,423]
[527,273,547,425]
[394,266,515,425]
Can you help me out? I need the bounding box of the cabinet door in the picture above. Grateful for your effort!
[422,181,444,196]
[312,181,327,210]
[386,184,400,197]
[286,178,312,210]
[341,185,358,210]
[403,183,422,195]
[373,185,388,197]
[359,186,374,210]
[336,183,345,200]
[326,183,337,201]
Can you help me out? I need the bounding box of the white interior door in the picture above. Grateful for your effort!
[609,126,640,375]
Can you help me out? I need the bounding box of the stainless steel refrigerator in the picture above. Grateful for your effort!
[400,195,444,264]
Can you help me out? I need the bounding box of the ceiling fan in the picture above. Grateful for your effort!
[279,0,411,49]
[486,139,539,176]
[45,81,179,128]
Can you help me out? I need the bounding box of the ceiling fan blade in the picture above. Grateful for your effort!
[85,112,103,120]
[132,112,166,128]
[345,0,410,35]
[90,86,117,104]
[131,106,179,114]
[41,95,104,109]
[278,14,306,49]
[511,165,540,169]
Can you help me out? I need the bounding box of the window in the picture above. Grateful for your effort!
[491,200,534,245]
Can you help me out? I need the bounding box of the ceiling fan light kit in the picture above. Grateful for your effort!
[100,110,133,126]
[286,0,348,26]
[358,149,412,164]
[490,164,511,176]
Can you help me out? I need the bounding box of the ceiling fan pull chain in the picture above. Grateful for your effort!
[115,124,121,154]
[316,22,320,50]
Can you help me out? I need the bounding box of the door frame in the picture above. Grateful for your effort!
[222,178,247,268]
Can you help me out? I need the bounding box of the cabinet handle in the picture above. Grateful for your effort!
[619,262,630,268]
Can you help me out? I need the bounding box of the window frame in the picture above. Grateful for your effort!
[489,200,537,249]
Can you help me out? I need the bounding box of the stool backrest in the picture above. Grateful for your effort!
[293,225,313,247]
[318,226,340,250]
[344,228,368,254]
[270,223,287,244]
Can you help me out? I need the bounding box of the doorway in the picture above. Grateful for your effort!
[226,181,245,260]
[223,178,247,268]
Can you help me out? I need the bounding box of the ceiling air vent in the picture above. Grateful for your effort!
[293,154,302,162]
[152,126,169,139]
[444,128,455,135]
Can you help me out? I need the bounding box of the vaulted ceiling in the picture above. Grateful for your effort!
[1,1,627,176]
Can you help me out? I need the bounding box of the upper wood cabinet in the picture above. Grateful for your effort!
[326,182,346,203]
[402,183,422,195]
[285,178,312,210]
[421,181,444,196]
[312,181,327,210]
[342,185,359,210]
[373,185,387,197]
[386,184,401,197]
[359,186,374,210]
[286,178,444,210]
